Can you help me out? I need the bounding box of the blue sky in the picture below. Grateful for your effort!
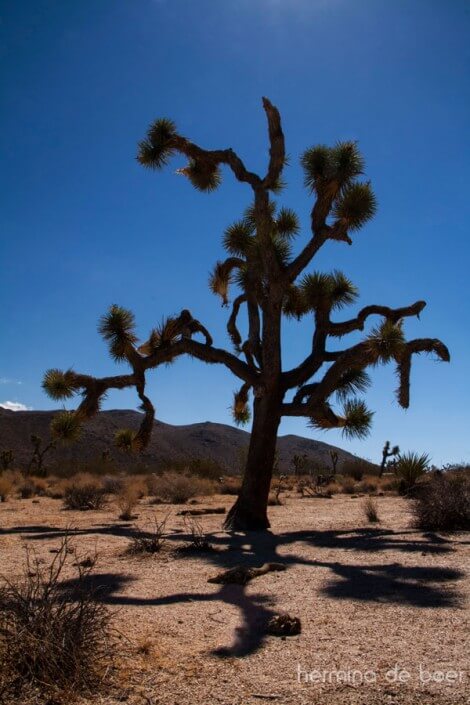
[1,0,469,465]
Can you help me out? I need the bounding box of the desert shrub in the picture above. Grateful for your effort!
[116,480,142,520]
[127,516,168,554]
[101,475,124,494]
[379,474,400,493]
[218,476,242,495]
[337,476,356,494]
[412,473,470,531]
[363,496,380,522]
[19,477,48,499]
[63,475,107,510]
[182,458,224,481]
[0,476,13,502]
[0,538,113,700]
[395,452,430,494]
[152,472,214,504]
[356,475,379,494]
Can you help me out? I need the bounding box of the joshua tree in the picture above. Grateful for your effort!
[290,453,308,477]
[329,450,339,475]
[0,449,14,472]
[379,440,400,476]
[27,434,56,477]
[42,98,449,530]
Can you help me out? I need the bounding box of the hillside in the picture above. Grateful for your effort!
[0,408,366,474]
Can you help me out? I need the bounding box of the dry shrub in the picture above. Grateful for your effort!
[19,477,48,499]
[379,474,400,493]
[127,516,168,555]
[117,480,142,520]
[63,474,107,511]
[152,472,214,504]
[218,475,242,495]
[412,472,470,531]
[338,476,356,494]
[0,476,13,502]
[363,496,380,523]
[179,516,214,553]
[356,475,379,494]
[0,537,113,701]
[101,475,124,495]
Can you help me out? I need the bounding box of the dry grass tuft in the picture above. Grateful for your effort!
[151,472,215,504]
[363,496,380,523]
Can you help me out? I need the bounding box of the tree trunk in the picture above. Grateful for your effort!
[224,390,282,531]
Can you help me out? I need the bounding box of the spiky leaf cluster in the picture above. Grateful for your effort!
[222,221,254,257]
[299,270,358,313]
[139,317,182,355]
[335,369,371,401]
[367,320,405,363]
[137,118,177,169]
[341,399,374,440]
[301,141,364,193]
[98,305,138,362]
[333,182,377,230]
[50,411,82,443]
[180,159,221,192]
[42,369,79,400]
[114,428,135,452]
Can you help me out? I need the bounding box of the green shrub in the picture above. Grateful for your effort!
[395,452,430,494]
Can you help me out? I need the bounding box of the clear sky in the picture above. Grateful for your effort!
[1,0,469,465]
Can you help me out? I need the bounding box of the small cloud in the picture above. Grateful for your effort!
[0,378,22,385]
[0,400,32,412]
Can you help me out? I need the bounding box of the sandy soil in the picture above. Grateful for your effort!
[0,493,468,705]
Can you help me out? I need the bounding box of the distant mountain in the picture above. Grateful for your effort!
[0,408,368,474]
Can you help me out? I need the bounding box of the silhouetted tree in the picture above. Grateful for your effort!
[43,98,449,530]
[379,440,400,477]
[27,434,56,477]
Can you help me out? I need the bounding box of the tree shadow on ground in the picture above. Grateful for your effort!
[50,526,465,658]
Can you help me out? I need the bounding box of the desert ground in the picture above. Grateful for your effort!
[0,492,468,705]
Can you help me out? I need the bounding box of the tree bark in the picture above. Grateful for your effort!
[224,390,282,530]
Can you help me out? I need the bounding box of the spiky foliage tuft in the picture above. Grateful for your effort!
[232,385,251,426]
[329,270,359,308]
[301,141,364,193]
[367,320,405,363]
[283,285,307,320]
[395,451,430,492]
[300,270,358,312]
[341,399,374,439]
[333,181,377,230]
[140,316,182,355]
[222,220,254,256]
[50,411,82,443]
[137,118,177,169]
[114,428,135,452]
[98,305,138,362]
[330,141,365,185]
[179,159,222,192]
[335,368,371,401]
[276,208,300,239]
[43,369,79,400]
[301,145,331,192]
[209,261,232,305]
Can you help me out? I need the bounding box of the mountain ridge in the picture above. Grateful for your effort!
[0,408,369,473]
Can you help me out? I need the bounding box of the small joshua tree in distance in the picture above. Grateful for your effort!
[0,449,14,472]
[379,440,400,477]
[43,98,449,530]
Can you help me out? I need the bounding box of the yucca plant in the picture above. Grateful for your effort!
[43,98,449,530]
[395,451,430,494]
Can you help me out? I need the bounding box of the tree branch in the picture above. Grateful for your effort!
[328,300,426,337]
[262,97,285,189]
